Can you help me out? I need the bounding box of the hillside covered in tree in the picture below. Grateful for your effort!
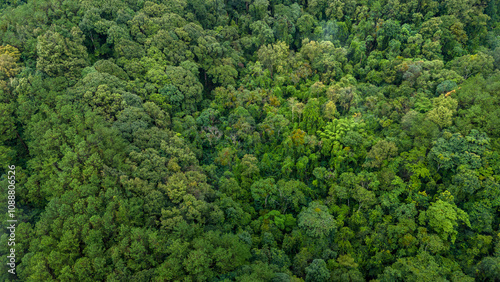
[1,0,500,281]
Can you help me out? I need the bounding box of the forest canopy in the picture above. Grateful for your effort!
[1,0,500,281]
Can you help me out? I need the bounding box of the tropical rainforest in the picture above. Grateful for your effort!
[1,0,500,281]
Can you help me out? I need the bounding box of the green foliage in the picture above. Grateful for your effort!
[365,140,398,169]
[429,129,491,172]
[2,0,500,281]
[36,28,88,80]
[305,259,330,282]
[298,202,336,239]
[426,94,458,128]
[419,199,471,243]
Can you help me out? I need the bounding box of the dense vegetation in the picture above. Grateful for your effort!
[1,0,500,281]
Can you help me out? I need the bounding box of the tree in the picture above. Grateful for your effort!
[301,98,325,135]
[0,102,16,165]
[298,202,336,239]
[251,178,277,209]
[475,257,500,281]
[364,140,398,169]
[305,259,330,282]
[318,117,370,171]
[164,66,203,113]
[259,113,290,141]
[36,27,88,80]
[249,0,270,20]
[239,154,260,188]
[419,199,471,244]
[250,20,275,46]
[207,57,239,87]
[257,41,290,78]
[429,129,490,172]
[296,14,317,42]
[82,84,124,120]
[324,100,337,121]
[94,60,129,80]
[426,94,458,129]
[0,45,21,80]
[330,254,364,282]
[379,251,464,281]
[447,52,494,80]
